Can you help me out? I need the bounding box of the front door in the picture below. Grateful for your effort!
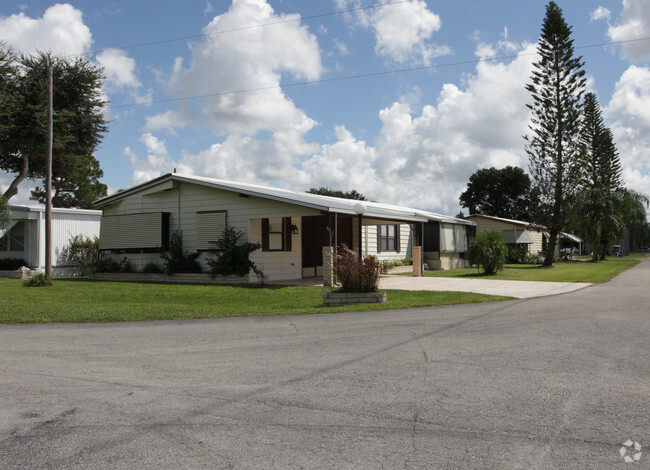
[302,215,330,278]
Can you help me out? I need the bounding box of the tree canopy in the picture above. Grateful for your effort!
[524,1,587,266]
[459,166,539,220]
[0,46,108,208]
[0,187,10,229]
[307,187,367,200]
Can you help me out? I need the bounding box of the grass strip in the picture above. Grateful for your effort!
[0,278,513,324]
[415,257,641,283]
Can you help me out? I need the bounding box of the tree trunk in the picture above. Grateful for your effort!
[543,230,558,266]
[2,154,29,201]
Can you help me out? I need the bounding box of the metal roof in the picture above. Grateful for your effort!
[94,173,473,226]
[502,230,535,244]
[464,214,546,230]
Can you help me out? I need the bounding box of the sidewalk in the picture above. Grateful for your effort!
[378,275,592,299]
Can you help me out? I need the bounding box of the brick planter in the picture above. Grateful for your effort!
[323,291,387,307]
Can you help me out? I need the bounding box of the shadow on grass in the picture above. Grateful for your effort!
[55,277,309,290]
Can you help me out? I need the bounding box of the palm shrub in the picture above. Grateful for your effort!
[161,230,202,275]
[334,245,381,293]
[468,229,508,274]
[23,273,52,287]
[207,226,261,277]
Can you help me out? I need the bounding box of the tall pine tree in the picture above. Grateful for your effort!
[524,1,586,266]
[575,92,624,260]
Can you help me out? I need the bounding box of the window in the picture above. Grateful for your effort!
[196,211,227,250]
[378,224,400,252]
[99,212,170,251]
[0,221,25,252]
[440,223,468,253]
[262,217,292,252]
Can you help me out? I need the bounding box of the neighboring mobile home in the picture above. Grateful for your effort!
[464,214,546,254]
[463,214,582,257]
[93,173,473,282]
[0,205,102,275]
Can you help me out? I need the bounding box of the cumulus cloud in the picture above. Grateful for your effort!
[148,0,322,137]
[337,0,449,65]
[294,42,537,213]
[157,40,536,215]
[590,6,611,22]
[0,3,92,55]
[124,144,176,186]
[606,65,650,180]
[96,49,141,90]
[608,0,650,61]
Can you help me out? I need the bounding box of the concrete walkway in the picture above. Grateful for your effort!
[379,274,592,299]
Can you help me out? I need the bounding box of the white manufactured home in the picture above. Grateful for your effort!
[93,174,474,282]
[463,214,582,257]
[0,205,102,275]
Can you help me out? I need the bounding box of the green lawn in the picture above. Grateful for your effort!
[0,278,513,324]
[417,257,642,283]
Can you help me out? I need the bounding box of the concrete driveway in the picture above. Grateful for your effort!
[379,274,592,298]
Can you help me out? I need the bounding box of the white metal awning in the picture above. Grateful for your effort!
[502,230,534,244]
[0,220,18,240]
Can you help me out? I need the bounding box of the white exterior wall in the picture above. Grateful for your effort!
[364,224,413,261]
[469,217,544,254]
[101,182,320,281]
[1,206,101,274]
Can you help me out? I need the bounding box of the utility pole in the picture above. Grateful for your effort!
[45,57,53,276]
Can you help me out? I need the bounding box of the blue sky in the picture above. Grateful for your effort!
[1,0,649,216]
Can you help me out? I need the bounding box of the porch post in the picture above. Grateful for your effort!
[322,246,334,287]
[353,202,366,259]
[413,246,423,277]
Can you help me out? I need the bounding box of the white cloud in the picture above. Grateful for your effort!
[608,0,650,61]
[0,3,92,55]
[144,111,186,133]
[165,40,536,215]
[139,133,168,156]
[590,6,611,22]
[293,42,537,214]
[96,49,141,90]
[337,0,449,65]
[149,0,322,136]
[606,65,650,180]
[124,145,176,186]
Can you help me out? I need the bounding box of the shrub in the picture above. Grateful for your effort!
[506,244,529,264]
[0,258,27,270]
[93,257,120,273]
[334,245,381,293]
[524,252,544,265]
[161,231,202,275]
[468,229,508,274]
[207,226,261,277]
[59,235,101,275]
[23,273,52,287]
[142,262,164,274]
[118,257,134,273]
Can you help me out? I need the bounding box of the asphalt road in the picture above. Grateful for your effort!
[1,259,648,469]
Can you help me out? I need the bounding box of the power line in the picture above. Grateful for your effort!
[108,36,650,110]
[88,0,410,57]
